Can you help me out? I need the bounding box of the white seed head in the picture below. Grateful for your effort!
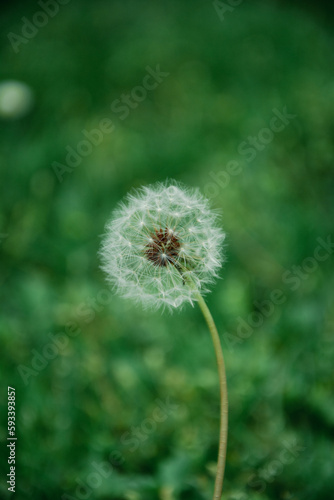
[100,181,225,310]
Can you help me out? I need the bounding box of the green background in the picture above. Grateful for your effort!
[1,1,333,499]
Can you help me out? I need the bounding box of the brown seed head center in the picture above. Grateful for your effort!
[145,227,181,267]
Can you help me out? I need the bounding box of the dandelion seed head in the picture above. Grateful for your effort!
[100,181,225,310]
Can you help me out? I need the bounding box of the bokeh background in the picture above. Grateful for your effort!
[1,1,334,499]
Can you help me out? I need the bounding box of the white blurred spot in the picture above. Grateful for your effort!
[0,80,34,119]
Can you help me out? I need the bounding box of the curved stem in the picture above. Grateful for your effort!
[195,292,228,500]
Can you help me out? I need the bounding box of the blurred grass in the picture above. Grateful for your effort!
[0,0,334,499]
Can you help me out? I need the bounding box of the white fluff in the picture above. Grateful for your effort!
[100,181,225,310]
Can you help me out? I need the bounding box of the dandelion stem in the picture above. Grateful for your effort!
[195,292,228,500]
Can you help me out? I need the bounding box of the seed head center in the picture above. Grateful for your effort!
[145,227,181,267]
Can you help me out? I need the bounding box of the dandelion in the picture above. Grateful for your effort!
[100,180,228,499]
[100,181,225,310]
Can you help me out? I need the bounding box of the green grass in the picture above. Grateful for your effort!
[0,1,334,499]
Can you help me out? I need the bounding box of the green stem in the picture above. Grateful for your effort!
[195,292,228,500]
